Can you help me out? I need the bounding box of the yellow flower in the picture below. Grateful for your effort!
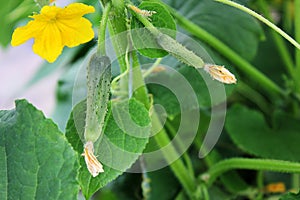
[11,3,95,63]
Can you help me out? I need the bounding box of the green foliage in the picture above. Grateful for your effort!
[2,0,300,199]
[0,100,79,200]
[131,1,176,58]
[280,191,300,200]
[164,0,264,61]
[65,99,151,199]
[226,104,300,162]
[147,65,235,117]
[0,0,38,47]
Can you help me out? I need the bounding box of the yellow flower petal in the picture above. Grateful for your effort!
[11,3,95,63]
[57,3,95,19]
[11,20,45,46]
[57,18,94,47]
[32,6,62,20]
[33,23,63,63]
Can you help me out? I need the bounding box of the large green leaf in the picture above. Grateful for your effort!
[163,0,264,61]
[225,104,300,161]
[131,1,176,58]
[65,98,151,199]
[0,100,79,200]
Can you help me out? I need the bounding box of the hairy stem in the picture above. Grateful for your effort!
[165,120,195,178]
[98,2,111,56]
[130,48,150,108]
[203,158,300,186]
[127,3,205,69]
[215,0,300,50]
[152,112,197,199]
[107,0,128,72]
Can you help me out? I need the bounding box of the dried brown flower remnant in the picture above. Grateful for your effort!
[204,64,237,84]
[82,141,104,177]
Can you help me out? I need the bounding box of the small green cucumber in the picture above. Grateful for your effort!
[156,33,205,68]
[84,53,111,143]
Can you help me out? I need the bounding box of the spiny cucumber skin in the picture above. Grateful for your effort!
[156,33,205,68]
[85,54,111,143]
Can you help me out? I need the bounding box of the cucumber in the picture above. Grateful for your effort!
[84,53,111,143]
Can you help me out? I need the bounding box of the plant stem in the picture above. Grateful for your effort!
[152,112,197,199]
[130,50,150,108]
[203,158,300,186]
[131,46,197,200]
[125,3,197,197]
[143,58,163,77]
[292,174,300,190]
[193,128,249,193]
[165,120,195,178]
[255,171,264,200]
[127,3,205,69]
[236,81,271,114]
[215,0,300,50]
[165,4,285,98]
[131,54,197,198]
[256,0,295,78]
[107,0,128,72]
[295,0,300,91]
[102,1,199,198]
[97,2,111,56]
[200,184,210,200]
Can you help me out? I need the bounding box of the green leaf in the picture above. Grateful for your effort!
[98,168,179,200]
[0,0,38,47]
[280,191,300,200]
[147,167,180,200]
[225,104,300,162]
[164,0,264,61]
[102,173,142,200]
[131,1,176,58]
[0,100,79,200]
[252,28,287,85]
[208,186,232,200]
[65,98,151,199]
